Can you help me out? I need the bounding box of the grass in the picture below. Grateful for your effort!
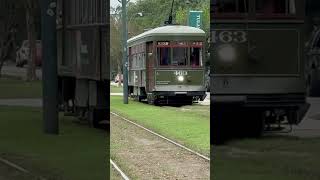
[0,106,108,180]
[213,136,320,180]
[0,76,42,99]
[110,96,210,155]
[110,85,123,93]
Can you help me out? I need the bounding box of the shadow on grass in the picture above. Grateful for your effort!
[0,76,42,99]
[212,135,320,180]
[0,106,108,180]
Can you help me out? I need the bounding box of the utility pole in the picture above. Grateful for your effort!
[122,0,129,104]
[41,0,59,134]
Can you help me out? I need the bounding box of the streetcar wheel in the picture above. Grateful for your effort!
[147,95,154,105]
[88,108,108,129]
[212,108,228,145]
[308,69,320,97]
[246,111,264,138]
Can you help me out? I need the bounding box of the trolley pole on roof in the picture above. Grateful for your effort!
[41,0,59,134]
[122,0,129,104]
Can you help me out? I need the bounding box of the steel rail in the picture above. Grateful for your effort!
[0,157,47,180]
[110,159,130,180]
[110,112,210,161]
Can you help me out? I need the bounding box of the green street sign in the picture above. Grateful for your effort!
[188,10,203,29]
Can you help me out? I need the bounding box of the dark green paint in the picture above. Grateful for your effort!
[155,69,204,86]
[213,29,300,75]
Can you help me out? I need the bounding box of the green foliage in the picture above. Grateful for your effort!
[127,0,210,36]
[110,0,211,73]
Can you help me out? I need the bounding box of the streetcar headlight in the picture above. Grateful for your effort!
[217,44,236,63]
[177,75,184,82]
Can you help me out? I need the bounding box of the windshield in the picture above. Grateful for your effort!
[256,0,296,16]
[213,0,248,14]
[172,47,188,66]
[157,41,203,67]
[158,47,171,66]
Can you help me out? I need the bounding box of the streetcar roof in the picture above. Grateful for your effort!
[127,25,205,44]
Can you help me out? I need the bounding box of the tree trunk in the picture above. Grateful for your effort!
[117,63,122,87]
[0,35,14,78]
[26,5,37,81]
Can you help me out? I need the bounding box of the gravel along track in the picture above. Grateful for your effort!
[110,113,210,180]
[110,159,130,180]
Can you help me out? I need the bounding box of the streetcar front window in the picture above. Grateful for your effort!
[255,0,296,16]
[213,0,248,14]
[157,41,203,67]
[158,47,171,66]
[190,47,202,67]
[172,47,188,66]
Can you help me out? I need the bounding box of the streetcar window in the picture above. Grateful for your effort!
[158,47,171,66]
[190,48,202,67]
[255,0,296,15]
[214,0,248,14]
[172,47,188,66]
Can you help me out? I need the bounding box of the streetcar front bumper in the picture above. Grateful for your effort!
[153,91,207,101]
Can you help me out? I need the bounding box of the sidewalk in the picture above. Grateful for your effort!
[0,98,42,107]
[1,64,42,80]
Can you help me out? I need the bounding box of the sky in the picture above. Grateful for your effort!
[110,0,120,8]
[110,0,137,8]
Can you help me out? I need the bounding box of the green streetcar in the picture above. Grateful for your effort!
[211,0,311,144]
[127,25,207,105]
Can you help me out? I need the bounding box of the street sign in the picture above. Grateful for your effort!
[188,10,203,29]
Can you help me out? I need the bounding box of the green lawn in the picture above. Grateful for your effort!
[213,136,320,180]
[110,96,210,155]
[110,85,123,93]
[0,106,108,180]
[0,76,42,99]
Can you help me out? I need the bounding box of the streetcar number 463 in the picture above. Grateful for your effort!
[211,30,247,44]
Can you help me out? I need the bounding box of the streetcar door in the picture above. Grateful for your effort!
[146,42,154,92]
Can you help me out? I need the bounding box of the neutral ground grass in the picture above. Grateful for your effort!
[110,85,123,93]
[0,106,108,180]
[110,96,210,155]
[0,76,42,99]
[213,136,320,180]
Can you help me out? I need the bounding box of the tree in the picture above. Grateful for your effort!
[110,6,124,86]
[0,1,20,77]
[127,0,210,66]
[109,0,211,77]
[24,0,39,81]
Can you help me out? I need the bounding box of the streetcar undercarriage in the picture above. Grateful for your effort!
[212,94,310,144]
[58,77,109,129]
[129,86,206,105]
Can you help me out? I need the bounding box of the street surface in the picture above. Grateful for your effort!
[110,114,210,179]
[1,64,42,80]
[291,98,320,137]
[0,99,42,107]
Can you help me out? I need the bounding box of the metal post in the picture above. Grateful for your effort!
[122,0,128,104]
[41,0,59,134]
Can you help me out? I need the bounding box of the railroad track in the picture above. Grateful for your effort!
[110,159,130,180]
[110,112,210,161]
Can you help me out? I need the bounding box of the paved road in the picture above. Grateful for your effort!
[1,64,42,80]
[291,98,320,137]
[0,99,42,107]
